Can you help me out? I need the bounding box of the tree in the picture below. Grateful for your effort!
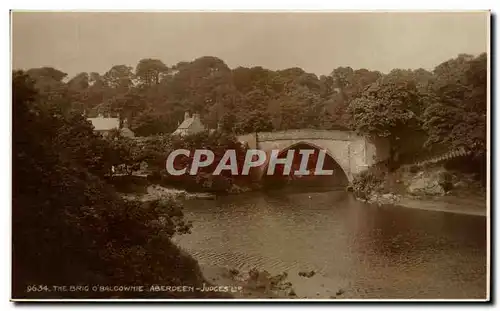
[135,58,169,86]
[26,67,69,107]
[330,66,353,97]
[423,53,487,158]
[27,67,67,83]
[349,71,427,167]
[12,70,222,299]
[107,134,146,175]
[107,90,147,120]
[162,56,236,119]
[235,110,273,134]
[132,111,173,136]
[219,112,238,134]
[326,67,382,129]
[67,72,90,91]
[103,65,135,90]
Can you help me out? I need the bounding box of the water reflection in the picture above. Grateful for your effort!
[174,190,487,299]
[262,143,349,189]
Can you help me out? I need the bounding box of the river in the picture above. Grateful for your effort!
[173,188,487,299]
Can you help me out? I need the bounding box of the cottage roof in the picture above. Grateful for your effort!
[177,117,195,130]
[87,117,120,131]
[120,127,135,138]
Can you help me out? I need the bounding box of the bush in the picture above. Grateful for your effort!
[351,169,386,199]
[12,72,219,299]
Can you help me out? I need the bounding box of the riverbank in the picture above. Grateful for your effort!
[110,173,257,200]
[174,189,486,300]
[198,265,348,299]
[358,192,486,216]
[119,171,486,299]
[121,185,349,299]
[398,195,486,216]
[121,184,217,201]
[352,162,487,216]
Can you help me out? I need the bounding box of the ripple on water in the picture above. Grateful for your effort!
[174,190,487,299]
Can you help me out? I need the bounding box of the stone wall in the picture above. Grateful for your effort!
[237,133,258,150]
[257,129,353,142]
[257,139,352,180]
[237,129,390,183]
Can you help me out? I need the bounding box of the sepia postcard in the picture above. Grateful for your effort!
[11,11,490,301]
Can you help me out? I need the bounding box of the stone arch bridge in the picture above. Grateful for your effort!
[237,129,390,182]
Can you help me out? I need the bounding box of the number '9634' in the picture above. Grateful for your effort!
[26,285,50,292]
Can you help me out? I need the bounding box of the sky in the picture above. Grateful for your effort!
[11,12,489,79]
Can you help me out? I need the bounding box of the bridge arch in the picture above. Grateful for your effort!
[258,140,351,183]
[238,129,391,184]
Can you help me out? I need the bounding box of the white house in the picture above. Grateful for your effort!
[87,113,135,138]
[172,112,206,136]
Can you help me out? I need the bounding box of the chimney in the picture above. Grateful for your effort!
[184,111,190,121]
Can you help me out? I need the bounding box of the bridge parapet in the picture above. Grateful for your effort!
[236,129,390,183]
[257,129,359,142]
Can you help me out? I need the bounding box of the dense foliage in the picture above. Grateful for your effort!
[423,53,487,158]
[135,131,251,193]
[12,72,224,299]
[349,54,486,170]
[12,51,487,297]
[30,57,384,136]
[25,54,487,167]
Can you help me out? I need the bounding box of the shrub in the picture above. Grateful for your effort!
[12,72,219,299]
[351,169,386,199]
